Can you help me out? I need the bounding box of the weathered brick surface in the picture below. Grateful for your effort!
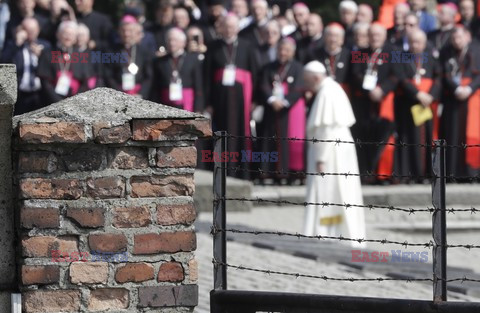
[63,147,104,171]
[115,262,154,283]
[86,176,126,199]
[109,147,148,169]
[19,122,86,143]
[157,203,196,226]
[133,232,196,254]
[132,119,212,141]
[157,262,184,282]
[18,151,57,173]
[21,207,59,228]
[156,146,197,168]
[138,285,198,307]
[20,178,83,200]
[23,290,81,313]
[21,265,59,285]
[88,288,129,311]
[188,259,198,283]
[113,206,151,228]
[66,207,105,228]
[70,262,108,284]
[130,175,194,198]
[89,234,128,252]
[22,236,78,257]
[93,122,131,144]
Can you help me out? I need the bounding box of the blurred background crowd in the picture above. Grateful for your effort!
[1,0,480,185]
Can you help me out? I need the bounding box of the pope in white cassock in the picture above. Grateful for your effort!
[302,61,366,247]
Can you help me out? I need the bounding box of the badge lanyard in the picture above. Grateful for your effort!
[411,57,425,85]
[272,62,291,101]
[451,46,468,85]
[122,45,138,91]
[169,54,185,101]
[55,47,73,96]
[362,48,382,91]
[222,40,238,86]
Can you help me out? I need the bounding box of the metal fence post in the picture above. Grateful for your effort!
[432,139,447,302]
[213,131,227,290]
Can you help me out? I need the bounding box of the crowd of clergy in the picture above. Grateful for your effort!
[2,0,480,184]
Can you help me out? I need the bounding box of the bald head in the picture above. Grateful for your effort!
[22,17,40,42]
[394,3,410,28]
[307,13,323,38]
[357,4,373,24]
[408,29,427,53]
[222,14,240,42]
[369,23,387,50]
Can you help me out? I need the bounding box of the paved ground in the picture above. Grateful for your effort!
[194,201,480,313]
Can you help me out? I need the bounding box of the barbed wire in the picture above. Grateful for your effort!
[210,227,480,250]
[218,165,480,181]
[212,260,480,283]
[214,134,480,149]
[216,197,480,214]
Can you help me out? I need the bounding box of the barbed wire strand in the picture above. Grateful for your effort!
[217,197,480,214]
[213,134,480,149]
[210,227,480,250]
[212,260,480,283]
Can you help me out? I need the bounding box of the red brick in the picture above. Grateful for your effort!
[88,288,129,311]
[130,175,194,198]
[133,232,196,255]
[22,236,78,258]
[66,207,105,228]
[109,147,148,169]
[19,122,86,143]
[93,122,131,144]
[156,146,197,168]
[115,262,154,283]
[20,178,83,200]
[157,262,184,282]
[132,119,212,141]
[70,262,108,284]
[86,176,126,199]
[22,265,60,285]
[157,203,196,226]
[188,259,198,283]
[21,207,59,229]
[113,206,151,228]
[89,234,128,253]
[23,290,81,313]
[18,151,57,173]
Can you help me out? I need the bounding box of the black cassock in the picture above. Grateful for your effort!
[394,53,441,180]
[239,23,264,48]
[313,47,351,91]
[439,44,480,177]
[427,28,454,58]
[204,38,259,179]
[296,36,324,64]
[37,46,99,105]
[256,59,305,175]
[350,45,399,179]
[104,44,153,99]
[150,52,204,112]
[77,11,114,51]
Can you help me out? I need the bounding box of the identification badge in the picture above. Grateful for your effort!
[362,73,378,91]
[128,63,139,75]
[55,73,71,96]
[272,82,284,100]
[122,73,135,91]
[169,81,183,101]
[222,64,236,86]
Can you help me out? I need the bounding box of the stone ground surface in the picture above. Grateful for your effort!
[193,184,480,312]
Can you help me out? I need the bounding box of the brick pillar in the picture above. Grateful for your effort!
[0,64,18,311]
[12,88,211,313]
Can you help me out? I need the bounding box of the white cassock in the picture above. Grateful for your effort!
[303,76,366,247]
